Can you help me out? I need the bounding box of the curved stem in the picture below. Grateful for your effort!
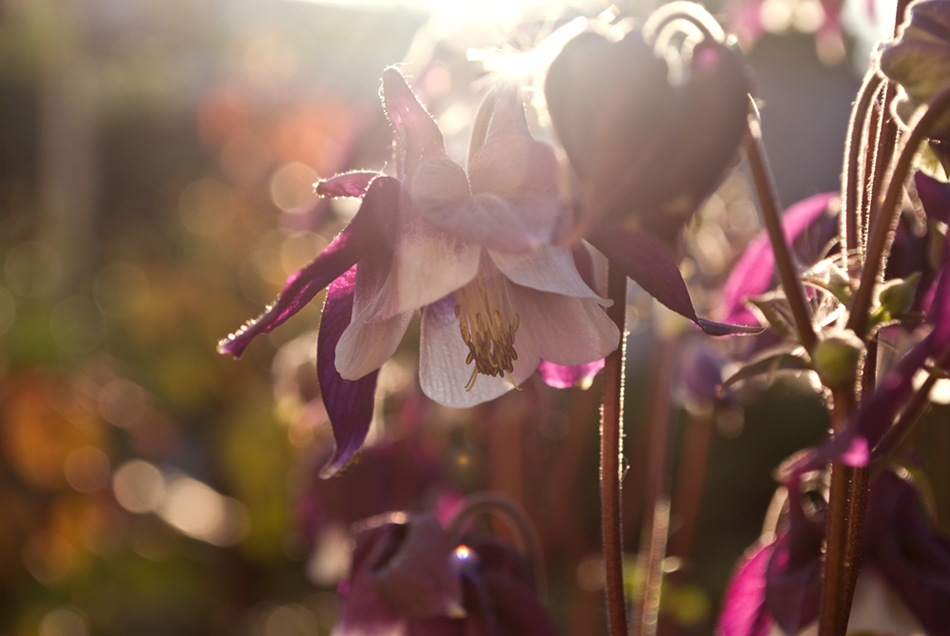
[447,491,547,597]
[745,110,818,352]
[642,1,724,45]
[841,71,885,269]
[601,262,629,636]
[848,84,950,338]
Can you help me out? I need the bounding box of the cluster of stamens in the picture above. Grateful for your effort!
[454,278,520,391]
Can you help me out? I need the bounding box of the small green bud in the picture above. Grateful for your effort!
[878,272,922,319]
[812,333,864,388]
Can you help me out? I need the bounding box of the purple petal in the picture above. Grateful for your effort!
[334,522,406,635]
[318,267,380,478]
[218,177,399,359]
[720,193,837,326]
[317,171,381,198]
[717,539,775,636]
[865,470,950,636]
[383,67,446,183]
[537,359,604,389]
[916,171,950,224]
[589,226,762,336]
[764,493,822,635]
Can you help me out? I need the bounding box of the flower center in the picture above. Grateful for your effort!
[454,273,520,392]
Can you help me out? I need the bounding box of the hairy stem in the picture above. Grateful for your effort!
[848,84,950,338]
[602,263,629,636]
[745,113,818,352]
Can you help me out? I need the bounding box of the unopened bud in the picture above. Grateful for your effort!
[812,333,864,388]
[878,272,922,319]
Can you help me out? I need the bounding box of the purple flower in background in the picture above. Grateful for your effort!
[219,68,619,476]
[719,469,950,636]
[545,25,758,337]
[333,512,558,636]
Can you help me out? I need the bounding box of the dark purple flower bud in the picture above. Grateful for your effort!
[545,28,751,245]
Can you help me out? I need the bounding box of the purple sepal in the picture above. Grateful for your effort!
[916,170,950,225]
[865,471,950,636]
[589,226,762,336]
[720,193,837,326]
[318,267,380,478]
[537,359,604,389]
[218,176,400,359]
[717,539,775,636]
[764,489,822,635]
[317,171,382,198]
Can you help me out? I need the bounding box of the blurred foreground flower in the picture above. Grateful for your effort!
[545,6,757,337]
[718,469,950,636]
[333,511,557,636]
[220,68,619,476]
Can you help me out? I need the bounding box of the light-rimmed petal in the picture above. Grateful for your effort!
[382,67,446,182]
[317,171,381,198]
[589,226,762,337]
[488,245,608,303]
[335,306,413,381]
[218,177,399,358]
[418,295,540,408]
[318,267,381,478]
[484,82,532,141]
[720,193,837,326]
[366,195,481,321]
[537,360,604,389]
[511,285,620,366]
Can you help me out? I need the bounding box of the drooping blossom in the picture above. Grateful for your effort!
[333,512,558,636]
[718,469,950,636]
[219,68,619,475]
[544,16,759,337]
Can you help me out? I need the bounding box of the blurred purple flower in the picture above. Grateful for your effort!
[719,469,950,636]
[545,26,757,337]
[219,68,619,475]
[333,512,558,636]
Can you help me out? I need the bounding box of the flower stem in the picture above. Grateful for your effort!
[847,83,950,338]
[818,386,861,636]
[744,113,818,352]
[841,71,884,269]
[601,262,629,636]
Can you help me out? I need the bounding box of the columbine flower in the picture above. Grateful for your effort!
[219,68,619,475]
[333,512,558,636]
[544,15,757,337]
[718,469,950,636]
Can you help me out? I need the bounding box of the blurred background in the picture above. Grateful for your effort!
[0,0,908,635]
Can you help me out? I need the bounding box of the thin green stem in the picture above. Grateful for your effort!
[745,113,818,352]
[848,84,950,339]
[602,263,629,636]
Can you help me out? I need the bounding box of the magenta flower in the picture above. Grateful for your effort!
[219,68,619,476]
[333,512,558,636]
[718,469,950,636]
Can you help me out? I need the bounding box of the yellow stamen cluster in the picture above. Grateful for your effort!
[454,277,521,391]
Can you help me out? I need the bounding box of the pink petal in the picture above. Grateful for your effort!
[418,295,539,408]
[537,359,605,389]
[366,193,481,322]
[717,540,775,636]
[382,67,446,183]
[318,267,381,479]
[511,286,620,366]
[488,245,608,302]
[484,82,532,140]
[317,171,381,198]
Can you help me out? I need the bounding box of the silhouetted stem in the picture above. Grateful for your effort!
[602,263,629,636]
[819,387,860,636]
[841,71,884,268]
[745,114,818,352]
[848,84,950,338]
